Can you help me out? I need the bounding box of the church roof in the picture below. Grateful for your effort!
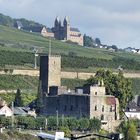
[70,27,80,32]
[46,27,53,33]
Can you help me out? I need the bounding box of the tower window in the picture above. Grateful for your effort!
[110,106,113,112]
[102,106,104,112]
[95,105,97,111]
[101,115,104,120]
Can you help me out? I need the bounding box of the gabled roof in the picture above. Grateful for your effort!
[13,107,27,116]
[106,97,116,105]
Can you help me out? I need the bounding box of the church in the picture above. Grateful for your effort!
[41,17,83,46]
[37,54,120,131]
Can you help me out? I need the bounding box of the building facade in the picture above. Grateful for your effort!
[41,17,83,46]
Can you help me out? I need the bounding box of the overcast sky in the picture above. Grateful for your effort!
[0,0,140,49]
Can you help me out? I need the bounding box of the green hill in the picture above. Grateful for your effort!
[0,24,140,71]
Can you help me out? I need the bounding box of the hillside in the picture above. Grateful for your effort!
[0,24,140,71]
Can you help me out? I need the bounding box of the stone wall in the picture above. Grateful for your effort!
[0,69,140,79]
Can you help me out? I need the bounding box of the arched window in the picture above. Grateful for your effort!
[95,92,97,95]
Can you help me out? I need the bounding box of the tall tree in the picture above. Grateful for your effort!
[36,81,44,113]
[85,69,133,111]
[14,88,23,107]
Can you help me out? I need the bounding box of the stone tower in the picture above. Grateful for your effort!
[63,16,70,40]
[39,55,61,95]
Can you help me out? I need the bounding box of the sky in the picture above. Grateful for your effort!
[0,0,140,49]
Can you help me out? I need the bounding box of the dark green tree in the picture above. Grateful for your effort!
[14,88,23,107]
[119,121,137,140]
[95,38,101,45]
[36,81,44,113]
[83,34,95,47]
[85,69,133,111]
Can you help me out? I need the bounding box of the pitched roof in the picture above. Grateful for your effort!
[106,97,116,105]
[13,107,27,116]
[70,27,80,32]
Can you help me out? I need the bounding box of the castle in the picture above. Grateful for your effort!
[38,54,120,131]
[41,17,83,46]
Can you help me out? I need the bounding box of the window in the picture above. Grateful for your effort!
[95,105,97,111]
[102,106,104,112]
[110,106,113,112]
[70,105,73,111]
[95,92,97,95]
[64,105,67,112]
[101,115,104,120]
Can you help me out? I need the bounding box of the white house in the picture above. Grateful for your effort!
[125,96,140,120]
[0,105,12,117]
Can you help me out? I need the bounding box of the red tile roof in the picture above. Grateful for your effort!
[106,97,116,105]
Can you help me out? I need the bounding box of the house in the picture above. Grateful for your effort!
[0,105,12,117]
[0,98,12,117]
[125,95,140,120]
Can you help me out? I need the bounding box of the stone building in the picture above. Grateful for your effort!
[38,54,120,130]
[41,17,83,46]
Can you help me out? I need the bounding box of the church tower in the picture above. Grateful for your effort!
[54,17,60,40]
[39,55,61,95]
[63,16,70,40]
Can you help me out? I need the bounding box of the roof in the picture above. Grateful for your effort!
[126,101,140,112]
[13,107,27,116]
[46,28,53,33]
[106,97,116,105]
[70,27,80,32]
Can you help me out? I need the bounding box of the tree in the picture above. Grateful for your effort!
[85,69,133,112]
[89,118,101,132]
[14,89,23,107]
[83,34,94,47]
[95,38,101,45]
[36,81,44,113]
[119,121,137,140]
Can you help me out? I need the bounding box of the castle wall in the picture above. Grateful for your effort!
[45,94,90,118]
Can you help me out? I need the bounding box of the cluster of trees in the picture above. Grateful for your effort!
[0,116,101,133]
[119,120,137,140]
[0,116,45,130]
[0,13,43,32]
[85,69,133,112]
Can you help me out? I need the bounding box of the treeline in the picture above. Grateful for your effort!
[0,116,101,133]
[0,13,43,32]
